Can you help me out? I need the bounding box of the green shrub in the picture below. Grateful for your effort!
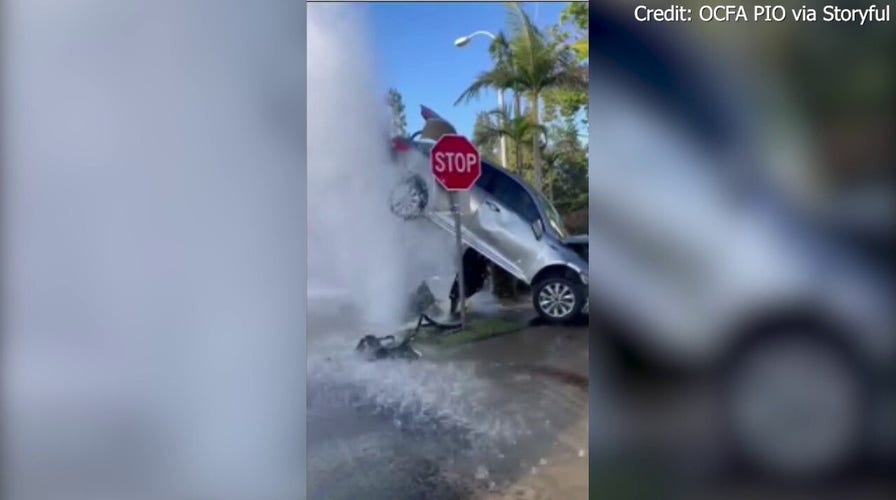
[563,208,588,234]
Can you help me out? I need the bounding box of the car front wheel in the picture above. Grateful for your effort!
[532,275,586,324]
[723,330,868,478]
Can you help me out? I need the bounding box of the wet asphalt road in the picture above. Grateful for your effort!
[306,296,588,500]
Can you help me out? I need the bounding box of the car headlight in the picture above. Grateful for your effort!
[579,272,588,286]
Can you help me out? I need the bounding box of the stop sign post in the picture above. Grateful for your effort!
[431,135,481,329]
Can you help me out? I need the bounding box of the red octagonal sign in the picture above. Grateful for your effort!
[430,134,481,191]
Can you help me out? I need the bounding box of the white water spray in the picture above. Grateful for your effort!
[307,4,455,332]
[307,4,405,330]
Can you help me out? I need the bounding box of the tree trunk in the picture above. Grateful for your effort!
[531,91,543,191]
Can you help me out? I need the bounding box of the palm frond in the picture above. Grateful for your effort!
[504,2,547,80]
[488,31,512,63]
[454,65,520,106]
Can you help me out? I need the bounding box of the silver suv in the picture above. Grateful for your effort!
[389,107,588,323]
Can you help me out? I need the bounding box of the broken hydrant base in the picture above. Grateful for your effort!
[355,334,421,361]
[354,279,468,362]
[354,311,462,362]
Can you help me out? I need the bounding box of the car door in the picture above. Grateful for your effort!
[422,163,519,279]
[468,168,544,281]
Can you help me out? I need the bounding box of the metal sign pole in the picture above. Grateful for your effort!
[451,192,466,329]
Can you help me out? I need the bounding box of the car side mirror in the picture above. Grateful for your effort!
[532,219,544,240]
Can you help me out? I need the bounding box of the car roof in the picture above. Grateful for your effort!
[479,160,551,207]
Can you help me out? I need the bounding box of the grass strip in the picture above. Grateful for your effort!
[414,317,525,348]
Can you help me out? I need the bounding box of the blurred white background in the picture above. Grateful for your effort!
[2,1,306,499]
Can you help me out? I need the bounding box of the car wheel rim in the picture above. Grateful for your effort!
[538,282,576,318]
[729,337,862,475]
[389,177,427,219]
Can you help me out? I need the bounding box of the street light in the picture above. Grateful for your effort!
[454,30,508,169]
[453,30,495,47]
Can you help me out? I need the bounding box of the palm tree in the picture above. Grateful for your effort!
[455,31,519,111]
[476,108,546,175]
[455,32,527,171]
[504,2,587,191]
[540,147,560,201]
[472,111,500,161]
[455,3,586,190]
[486,32,524,121]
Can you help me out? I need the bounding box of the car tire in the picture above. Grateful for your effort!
[532,274,586,324]
[389,174,428,220]
[722,329,869,479]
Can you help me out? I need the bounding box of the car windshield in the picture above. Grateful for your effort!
[534,189,569,238]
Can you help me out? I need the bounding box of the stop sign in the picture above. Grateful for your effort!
[430,134,481,191]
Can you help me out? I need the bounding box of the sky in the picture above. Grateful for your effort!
[363,2,569,138]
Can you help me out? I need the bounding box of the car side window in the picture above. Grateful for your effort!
[490,174,540,223]
[476,164,497,194]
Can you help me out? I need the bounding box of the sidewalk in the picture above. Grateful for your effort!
[446,300,589,499]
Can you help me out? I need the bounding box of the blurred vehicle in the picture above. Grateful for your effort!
[590,9,896,478]
[389,106,588,323]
